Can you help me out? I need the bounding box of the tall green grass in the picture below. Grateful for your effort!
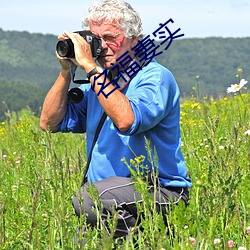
[0,93,249,249]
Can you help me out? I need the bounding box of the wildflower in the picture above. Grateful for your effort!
[238,247,246,250]
[12,185,17,192]
[228,240,235,248]
[191,103,201,109]
[189,237,196,246]
[135,156,141,164]
[246,226,250,235]
[237,67,243,73]
[227,79,248,93]
[42,213,48,221]
[20,207,25,214]
[130,159,135,165]
[244,130,250,136]
[196,180,202,185]
[214,238,221,244]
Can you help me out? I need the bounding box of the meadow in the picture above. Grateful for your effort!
[0,89,249,249]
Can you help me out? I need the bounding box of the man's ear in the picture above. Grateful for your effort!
[131,36,138,47]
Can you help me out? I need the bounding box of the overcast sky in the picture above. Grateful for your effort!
[0,0,249,38]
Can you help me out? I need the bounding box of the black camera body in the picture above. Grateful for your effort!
[56,30,102,58]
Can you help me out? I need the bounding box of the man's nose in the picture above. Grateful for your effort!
[101,38,109,49]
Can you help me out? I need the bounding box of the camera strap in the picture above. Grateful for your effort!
[80,56,147,186]
[81,111,107,186]
[71,67,90,85]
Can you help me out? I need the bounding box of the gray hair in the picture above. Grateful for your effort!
[82,0,143,39]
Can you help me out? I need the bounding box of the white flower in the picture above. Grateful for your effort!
[20,207,25,214]
[227,79,248,93]
[214,238,221,244]
[244,130,250,136]
[238,247,246,250]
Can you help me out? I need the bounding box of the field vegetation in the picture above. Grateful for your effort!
[0,79,249,249]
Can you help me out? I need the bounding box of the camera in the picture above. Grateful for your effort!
[56,30,102,58]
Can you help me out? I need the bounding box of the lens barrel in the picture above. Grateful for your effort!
[68,88,84,103]
[56,39,75,58]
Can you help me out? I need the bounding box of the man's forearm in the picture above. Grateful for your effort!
[40,70,71,132]
[89,74,134,132]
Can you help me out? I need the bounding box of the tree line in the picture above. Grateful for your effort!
[0,28,249,120]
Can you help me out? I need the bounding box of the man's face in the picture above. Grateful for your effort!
[89,19,137,70]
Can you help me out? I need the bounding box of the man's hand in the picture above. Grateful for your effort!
[56,33,79,71]
[62,31,96,73]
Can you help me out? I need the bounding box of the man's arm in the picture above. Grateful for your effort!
[40,69,71,132]
[40,43,74,133]
[40,31,135,133]
[65,31,135,132]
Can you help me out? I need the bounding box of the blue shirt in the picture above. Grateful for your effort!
[58,60,192,188]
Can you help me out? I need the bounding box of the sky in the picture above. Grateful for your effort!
[0,0,250,38]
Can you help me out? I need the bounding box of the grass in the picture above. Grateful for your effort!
[0,92,249,249]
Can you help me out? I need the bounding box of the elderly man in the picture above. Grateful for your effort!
[40,0,192,242]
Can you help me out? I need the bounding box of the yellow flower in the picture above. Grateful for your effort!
[130,159,135,165]
[237,67,243,73]
[135,157,141,164]
[191,103,201,109]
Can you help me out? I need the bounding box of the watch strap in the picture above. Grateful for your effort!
[87,68,99,80]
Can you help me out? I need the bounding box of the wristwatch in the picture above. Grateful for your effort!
[87,66,103,80]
